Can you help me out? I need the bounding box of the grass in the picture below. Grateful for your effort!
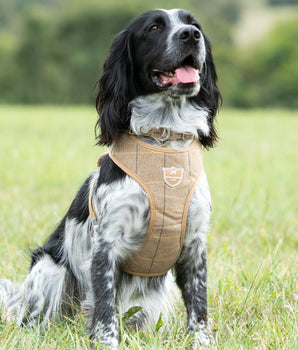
[0,106,297,349]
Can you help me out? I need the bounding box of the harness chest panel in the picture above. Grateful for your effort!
[109,133,203,277]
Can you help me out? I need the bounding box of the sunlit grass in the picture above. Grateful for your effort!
[0,106,297,349]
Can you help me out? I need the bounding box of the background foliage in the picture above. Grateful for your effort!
[0,0,297,107]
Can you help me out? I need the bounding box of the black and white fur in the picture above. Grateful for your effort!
[0,9,220,349]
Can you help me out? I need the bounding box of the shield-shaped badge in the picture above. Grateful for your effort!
[162,167,184,188]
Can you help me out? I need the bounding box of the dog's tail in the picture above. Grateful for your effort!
[0,279,24,322]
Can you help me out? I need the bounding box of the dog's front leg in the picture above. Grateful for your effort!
[88,239,119,350]
[175,239,214,347]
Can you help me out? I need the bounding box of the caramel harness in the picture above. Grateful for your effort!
[89,133,203,277]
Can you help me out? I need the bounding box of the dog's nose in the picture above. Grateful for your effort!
[178,26,201,44]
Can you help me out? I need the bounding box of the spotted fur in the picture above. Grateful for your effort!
[0,9,220,349]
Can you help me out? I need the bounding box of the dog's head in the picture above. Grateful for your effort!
[96,9,220,147]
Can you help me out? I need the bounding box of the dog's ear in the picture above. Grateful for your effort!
[193,34,221,149]
[95,29,135,146]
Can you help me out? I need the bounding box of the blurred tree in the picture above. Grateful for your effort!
[1,0,296,108]
[2,0,235,104]
[232,15,298,108]
[1,2,136,104]
[268,0,298,5]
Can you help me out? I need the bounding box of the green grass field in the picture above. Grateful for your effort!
[0,106,297,349]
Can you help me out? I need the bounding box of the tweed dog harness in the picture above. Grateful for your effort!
[89,132,203,277]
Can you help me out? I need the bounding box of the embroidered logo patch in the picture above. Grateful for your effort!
[162,167,184,187]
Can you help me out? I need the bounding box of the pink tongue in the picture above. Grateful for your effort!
[175,66,199,84]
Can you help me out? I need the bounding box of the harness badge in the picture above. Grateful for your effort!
[162,167,184,188]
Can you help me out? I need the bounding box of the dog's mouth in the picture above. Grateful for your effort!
[151,57,201,89]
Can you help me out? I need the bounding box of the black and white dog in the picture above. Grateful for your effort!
[0,9,220,349]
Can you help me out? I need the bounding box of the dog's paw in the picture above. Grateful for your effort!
[193,329,214,348]
[90,330,118,350]
[191,320,215,348]
[91,338,118,350]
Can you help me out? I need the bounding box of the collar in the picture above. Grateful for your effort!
[129,127,194,143]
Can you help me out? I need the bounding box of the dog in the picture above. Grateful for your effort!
[0,9,220,349]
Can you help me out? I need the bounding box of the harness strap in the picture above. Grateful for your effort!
[88,152,108,234]
[88,175,99,234]
[135,127,194,142]
[88,176,98,218]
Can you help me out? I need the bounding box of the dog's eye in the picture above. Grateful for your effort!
[149,25,159,32]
